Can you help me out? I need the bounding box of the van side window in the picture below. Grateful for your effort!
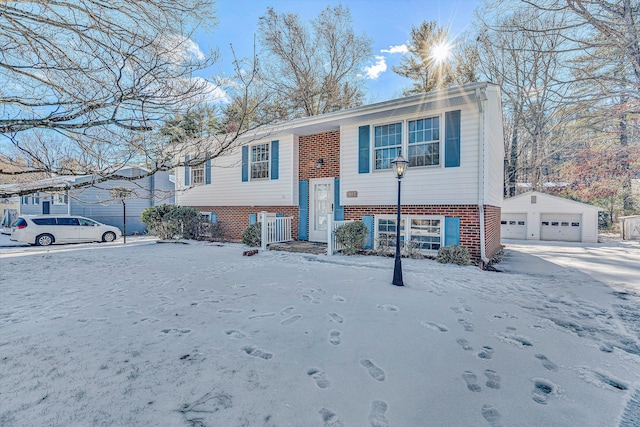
[33,218,57,225]
[79,218,97,226]
[57,218,79,225]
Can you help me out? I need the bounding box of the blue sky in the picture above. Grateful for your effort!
[193,0,482,103]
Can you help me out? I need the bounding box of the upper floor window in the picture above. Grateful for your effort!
[52,193,67,205]
[408,116,440,167]
[251,143,269,179]
[191,163,205,186]
[374,123,402,170]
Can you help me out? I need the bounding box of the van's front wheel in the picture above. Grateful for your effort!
[102,231,116,242]
[36,234,54,246]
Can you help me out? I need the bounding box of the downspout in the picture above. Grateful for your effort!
[476,87,490,267]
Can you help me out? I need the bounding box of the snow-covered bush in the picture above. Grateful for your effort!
[334,221,367,255]
[242,222,261,247]
[436,245,471,265]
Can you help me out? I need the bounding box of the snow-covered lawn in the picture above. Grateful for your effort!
[1,235,640,426]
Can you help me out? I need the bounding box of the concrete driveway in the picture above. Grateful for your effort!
[499,237,640,295]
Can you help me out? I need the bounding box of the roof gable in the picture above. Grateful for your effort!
[504,191,603,211]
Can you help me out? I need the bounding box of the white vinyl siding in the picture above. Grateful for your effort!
[176,134,297,207]
[340,102,481,206]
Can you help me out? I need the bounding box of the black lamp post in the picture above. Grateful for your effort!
[391,154,408,286]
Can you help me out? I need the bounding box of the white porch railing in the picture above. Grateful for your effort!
[327,213,353,256]
[260,211,293,251]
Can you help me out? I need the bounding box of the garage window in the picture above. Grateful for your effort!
[517,221,525,225]
[572,222,580,227]
[501,220,507,225]
[551,222,559,226]
[542,221,549,226]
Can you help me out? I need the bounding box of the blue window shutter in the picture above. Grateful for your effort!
[241,146,248,182]
[249,213,257,225]
[205,152,212,185]
[444,217,461,246]
[210,213,218,224]
[445,110,461,167]
[270,140,279,180]
[334,178,344,221]
[358,125,370,174]
[362,216,374,249]
[184,155,191,186]
[298,180,309,240]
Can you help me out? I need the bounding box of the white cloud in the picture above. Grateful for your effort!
[363,56,387,80]
[381,44,409,54]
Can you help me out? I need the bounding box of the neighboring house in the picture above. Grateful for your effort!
[0,185,19,233]
[176,82,504,262]
[502,191,602,243]
[10,167,174,235]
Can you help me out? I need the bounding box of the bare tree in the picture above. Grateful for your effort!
[0,0,265,197]
[393,21,479,96]
[256,5,373,118]
[476,2,574,195]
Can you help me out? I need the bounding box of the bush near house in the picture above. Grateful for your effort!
[242,222,261,247]
[334,221,368,255]
[436,245,471,265]
[140,205,203,239]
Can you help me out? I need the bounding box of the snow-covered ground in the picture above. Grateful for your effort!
[1,234,640,427]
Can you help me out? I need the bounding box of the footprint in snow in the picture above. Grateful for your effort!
[280,306,295,316]
[368,400,389,427]
[328,313,344,324]
[462,371,481,392]
[329,330,341,345]
[248,312,276,320]
[241,345,273,360]
[332,294,346,303]
[456,338,473,351]
[360,359,385,381]
[377,304,399,312]
[418,320,449,333]
[535,354,558,372]
[307,368,331,389]
[319,408,343,427]
[531,378,557,405]
[458,318,474,332]
[481,404,503,427]
[280,315,303,326]
[224,329,247,339]
[477,346,494,360]
[485,369,501,389]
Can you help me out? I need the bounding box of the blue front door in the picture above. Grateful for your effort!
[42,201,50,215]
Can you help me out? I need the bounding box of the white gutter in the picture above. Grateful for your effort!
[476,87,490,267]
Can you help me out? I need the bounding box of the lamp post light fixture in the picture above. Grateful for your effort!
[391,154,409,286]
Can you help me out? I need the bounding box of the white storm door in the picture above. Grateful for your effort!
[309,178,334,242]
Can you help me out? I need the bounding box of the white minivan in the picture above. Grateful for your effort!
[10,215,122,246]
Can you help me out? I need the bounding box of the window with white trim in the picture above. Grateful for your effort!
[251,143,269,179]
[376,216,405,247]
[375,215,443,252]
[374,122,402,170]
[408,116,440,167]
[191,163,205,186]
[52,193,67,205]
[409,218,442,250]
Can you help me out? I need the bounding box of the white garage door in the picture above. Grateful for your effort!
[501,213,527,240]
[540,214,582,242]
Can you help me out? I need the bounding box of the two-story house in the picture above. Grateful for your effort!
[176,82,504,263]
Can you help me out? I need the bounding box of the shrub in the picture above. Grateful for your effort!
[436,245,471,265]
[242,222,261,247]
[334,221,368,255]
[140,204,204,239]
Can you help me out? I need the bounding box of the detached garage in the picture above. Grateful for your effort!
[502,191,602,243]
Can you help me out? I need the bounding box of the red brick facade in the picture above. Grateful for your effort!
[483,205,502,259]
[344,204,501,261]
[299,130,340,181]
[189,205,299,241]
